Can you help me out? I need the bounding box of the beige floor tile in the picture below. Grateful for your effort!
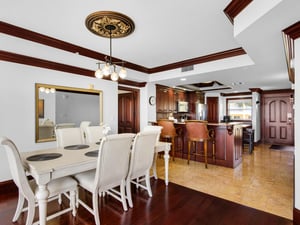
[155,143,294,219]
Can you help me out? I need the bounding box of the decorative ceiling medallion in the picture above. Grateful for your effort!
[85,11,135,38]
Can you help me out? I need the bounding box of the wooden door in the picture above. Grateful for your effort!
[118,88,139,134]
[263,93,294,145]
[207,97,219,123]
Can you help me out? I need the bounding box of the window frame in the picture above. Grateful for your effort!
[226,97,252,122]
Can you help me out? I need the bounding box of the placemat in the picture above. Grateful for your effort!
[64,144,90,150]
[85,150,99,157]
[27,153,62,161]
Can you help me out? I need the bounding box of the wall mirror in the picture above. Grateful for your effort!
[35,83,103,143]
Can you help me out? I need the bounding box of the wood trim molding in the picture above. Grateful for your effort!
[0,50,146,87]
[224,0,253,24]
[282,21,300,84]
[0,21,149,74]
[249,88,262,94]
[294,207,300,225]
[221,91,251,97]
[1,21,246,78]
[149,48,246,74]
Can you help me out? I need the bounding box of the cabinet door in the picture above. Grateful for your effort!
[207,97,219,123]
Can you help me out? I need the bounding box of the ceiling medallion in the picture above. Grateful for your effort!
[85,11,135,38]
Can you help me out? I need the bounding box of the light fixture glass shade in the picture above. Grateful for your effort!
[102,63,111,76]
[111,71,119,81]
[95,68,103,79]
[119,67,127,79]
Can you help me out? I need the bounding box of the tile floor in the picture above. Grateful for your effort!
[156,143,294,219]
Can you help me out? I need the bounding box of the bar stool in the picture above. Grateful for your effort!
[157,119,180,161]
[185,120,210,168]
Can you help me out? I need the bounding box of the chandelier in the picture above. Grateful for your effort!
[85,11,135,81]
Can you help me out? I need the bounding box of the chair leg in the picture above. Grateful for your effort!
[171,137,175,161]
[120,180,128,211]
[13,192,25,222]
[25,199,35,225]
[92,192,100,225]
[187,141,191,164]
[152,152,158,179]
[145,172,152,197]
[70,190,77,216]
[126,179,133,208]
[204,140,208,169]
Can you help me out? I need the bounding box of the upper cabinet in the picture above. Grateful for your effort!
[156,84,204,119]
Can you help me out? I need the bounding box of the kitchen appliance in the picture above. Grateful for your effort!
[178,101,189,113]
[195,103,207,121]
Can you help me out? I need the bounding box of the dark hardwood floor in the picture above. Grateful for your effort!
[0,179,292,225]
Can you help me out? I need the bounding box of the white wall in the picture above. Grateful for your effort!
[0,61,119,181]
[294,38,300,210]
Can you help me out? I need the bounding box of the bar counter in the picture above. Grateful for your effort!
[165,122,243,168]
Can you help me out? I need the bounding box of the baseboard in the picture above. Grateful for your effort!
[0,180,18,194]
[294,207,300,225]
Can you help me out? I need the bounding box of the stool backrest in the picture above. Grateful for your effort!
[185,120,209,140]
[157,119,176,137]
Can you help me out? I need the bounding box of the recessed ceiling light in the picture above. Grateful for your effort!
[180,78,186,81]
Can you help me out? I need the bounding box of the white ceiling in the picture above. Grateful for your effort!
[1,0,300,93]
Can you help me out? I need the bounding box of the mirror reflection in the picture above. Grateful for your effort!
[35,83,103,143]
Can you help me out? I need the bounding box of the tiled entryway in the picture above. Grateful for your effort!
[156,143,294,219]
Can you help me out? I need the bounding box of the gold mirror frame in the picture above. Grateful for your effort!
[35,83,103,143]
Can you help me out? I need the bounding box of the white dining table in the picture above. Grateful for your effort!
[21,141,170,225]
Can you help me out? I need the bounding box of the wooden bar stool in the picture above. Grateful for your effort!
[186,120,210,168]
[157,119,179,161]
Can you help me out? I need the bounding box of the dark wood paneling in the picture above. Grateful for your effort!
[118,86,140,133]
[262,91,294,145]
[207,97,219,123]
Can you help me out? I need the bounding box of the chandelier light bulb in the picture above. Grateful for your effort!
[102,63,111,76]
[45,88,50,94]
[39,87,45,92]
[111,71,119,81]
[50,88,56,93]
[119,67,127,79]
[95,68,103,79]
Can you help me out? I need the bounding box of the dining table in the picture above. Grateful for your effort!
[21,141,171,225]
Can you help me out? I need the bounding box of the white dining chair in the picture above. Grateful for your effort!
[142,125,163,179]
[74,133,135,225]
[80,121,91,142]
[55,127,84,147]
[125,130,160,208]
[84,125,106,144]
[0,136,78,225]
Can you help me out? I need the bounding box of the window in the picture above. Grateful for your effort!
[226,98,252,121]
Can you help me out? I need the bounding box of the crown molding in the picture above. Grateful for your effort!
[1,21,246,77]
[0,50,146,87]
[282,21,300,84]
[224,0,253,24]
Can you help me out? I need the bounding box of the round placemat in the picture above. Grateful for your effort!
[64,144,90,150]
[27,153,62,161]
[85,150,99,157]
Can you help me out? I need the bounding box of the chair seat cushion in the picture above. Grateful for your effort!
[31,177,77,197]
[74,169,96,192]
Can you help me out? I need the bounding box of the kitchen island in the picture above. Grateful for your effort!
[166,122,244,168]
